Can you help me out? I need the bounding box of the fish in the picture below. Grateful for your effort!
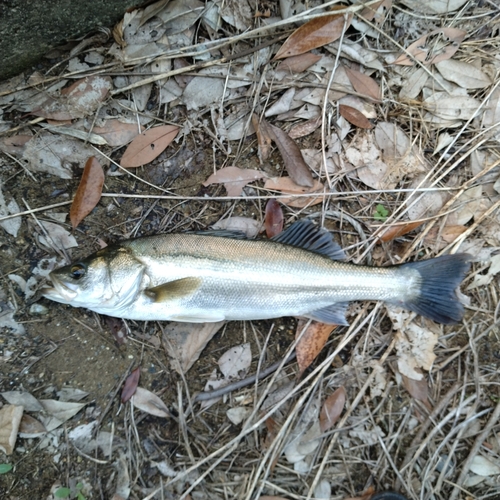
[42,219,471,325]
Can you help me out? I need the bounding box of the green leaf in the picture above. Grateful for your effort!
[54,487,71,498]
[0,463,13,474]
[374,203,389,222]
[76,493,86,500]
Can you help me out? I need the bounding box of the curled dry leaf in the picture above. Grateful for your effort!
[203,166,268,197]
[121,367,141,403]
[70,156,104,229]
[269,124,314,187]
[393,28,466,66]
[289,116,322,139]
[319,386,346,432]
[120,125,179,168]
[130,387,169,418]
[295,319,337,374]
[344,67,381,101]
[275,10,352,59]
[0,134,32,156]
[264,177,324,208]
[265,199,284,238]
[339,104,373,129]
[0,404,23,455]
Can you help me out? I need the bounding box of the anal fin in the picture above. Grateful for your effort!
[304,302,349,325]
[145,277,202,303]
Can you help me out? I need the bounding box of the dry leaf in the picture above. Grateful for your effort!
[435,59,492,89]
[376,220,423,243]
[212,217,262,237]
[0,405,23,455]
[393,28,466,66]
[121,367,141,403]
[402,371,431,409]
[0,134,32,156]
[93,120,142,147]
[275,11,352,59]
[130,387,169,418]
[39,221,78,251]
[252,114,273,162]
[264,177,324,208]
[470,455,500,476]
[120,125,179,168]
[269,124,314,187]
[400,0,469,14]
[1,391,44,412]
[34,76,112,120]
[275,53,322,73]
[265,199,284,238]
[319,386,346,432]
[289,116,322,139]
[70,156,104,229]
[360,0,391,22]
[218,343,252,379]
[339,104,373,129]
[344,67,381,101]
[162,321,225,373]
[0,181,21,237]
[296,319,337,374]
[203,166,267,196]
[424,94,481,121]
[18,414,47,436]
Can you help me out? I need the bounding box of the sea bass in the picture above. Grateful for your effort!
[42,220,470,325]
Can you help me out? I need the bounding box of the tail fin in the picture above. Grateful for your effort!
[397,254,471,324]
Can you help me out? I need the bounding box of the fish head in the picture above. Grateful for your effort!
[43,246,145,312]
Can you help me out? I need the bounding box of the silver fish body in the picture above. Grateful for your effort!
[42,220,470,324]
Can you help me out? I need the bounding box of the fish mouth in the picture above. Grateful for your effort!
[42,275,78,303]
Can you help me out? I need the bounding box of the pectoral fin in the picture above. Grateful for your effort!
[305,302,350,325]
[145,277,202,303]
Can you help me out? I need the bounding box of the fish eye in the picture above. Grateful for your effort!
[70,263,86,280]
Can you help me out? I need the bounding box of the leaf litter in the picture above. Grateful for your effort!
[1,0,500,498]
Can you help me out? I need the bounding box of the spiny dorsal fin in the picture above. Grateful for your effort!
[272,219,345,260]
[145,277,202,303]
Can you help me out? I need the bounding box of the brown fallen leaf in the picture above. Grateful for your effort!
[345,67,381,101]
[295,319,337,374]
[19,414,47,436]
[130,387,170,418]
[252,114,273,162]
[339,104,373,129]
[93,120,143,147]
[265,199,284,238]
[319,386,346,432]
[393,28,466,66]
[269,124,314,187]
[402,370,431,410]
[275,52,322,73]
[70,156,105,229]
[264,177,324,208]
[289,116,322,139]
[376,220,423,243]
[203,166,267,196]
[120,125,179,168]
[359,0,391,22]
[0,134,33,156]
[274,10,352,59]
[121,367,141,403]
[103,315,127,345]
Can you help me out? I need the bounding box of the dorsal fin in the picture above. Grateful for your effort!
[271,219,345,260]
[191,229,248,239]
